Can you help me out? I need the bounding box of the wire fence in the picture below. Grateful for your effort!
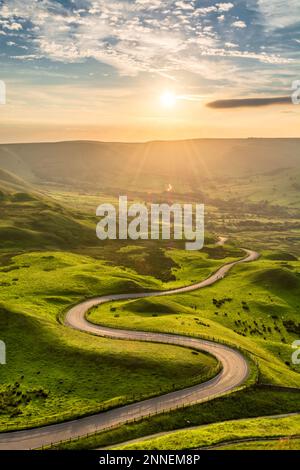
[42,382,252,450]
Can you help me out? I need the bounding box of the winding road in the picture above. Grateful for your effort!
[104,412,300,450]
[0,245,259,450]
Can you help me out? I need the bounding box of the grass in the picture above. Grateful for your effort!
[88,254,300,387]
[114,414,300,450]
[51,386,300,449]
[0,163,299,449]
[0,250,220,431]
[215,438,300,450]
[159,245,244,288]
[0,181,225,282]
[0,203,242,433]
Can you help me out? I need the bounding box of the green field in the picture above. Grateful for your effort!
[114,415,300,450]
[51,387,300,450]
[0,250,220,431]
[0,139,299,449]
[88,253,300,387]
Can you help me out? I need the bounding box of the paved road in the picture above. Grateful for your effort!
[0,247,259,450]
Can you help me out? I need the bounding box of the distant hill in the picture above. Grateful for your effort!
[0,139,299,192]
[0,168,96,251]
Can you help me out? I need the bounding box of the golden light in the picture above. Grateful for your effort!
[160,90,177,108]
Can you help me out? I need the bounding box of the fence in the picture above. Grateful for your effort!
[0,330,260,450]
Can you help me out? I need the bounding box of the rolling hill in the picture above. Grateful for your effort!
[0,138,299,192]
[0,168,96,251]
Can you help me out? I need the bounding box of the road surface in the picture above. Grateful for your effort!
[0,247,259,450]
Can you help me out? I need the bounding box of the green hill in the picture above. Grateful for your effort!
[0,168,96,251]
[251,268,300,299]
[0,139,299,192]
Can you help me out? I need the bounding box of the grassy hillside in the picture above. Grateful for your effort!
[0,189,96,251]
[0,168,222,279]
[0,138,299,449]
[88,249,300,387]
[217,167,300,208]
[52,387,300,449]
[214,438,300,450]
[0,250,220,431]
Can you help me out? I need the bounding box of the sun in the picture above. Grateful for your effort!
[160,90,177,108]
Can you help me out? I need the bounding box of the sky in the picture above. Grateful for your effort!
[0,0,299,142]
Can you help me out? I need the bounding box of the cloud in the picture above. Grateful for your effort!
[3,21,22,31]
[177,94,208,101]
[225,42,238,48]
[258,0,300,30]
[0,0,298,90]
[232,20,247,29]
[175,1,194,10]
[216,3,234,12]
[207,96,291,108]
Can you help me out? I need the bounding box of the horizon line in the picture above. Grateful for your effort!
[1,136,300,146]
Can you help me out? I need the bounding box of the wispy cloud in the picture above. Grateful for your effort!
[0,0,299,111]
[0,0,298,80]
[216,3,234,13]
[258,0,300,30]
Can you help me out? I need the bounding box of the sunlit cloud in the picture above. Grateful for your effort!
[216,3,234,12]
[232,20,247,29]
